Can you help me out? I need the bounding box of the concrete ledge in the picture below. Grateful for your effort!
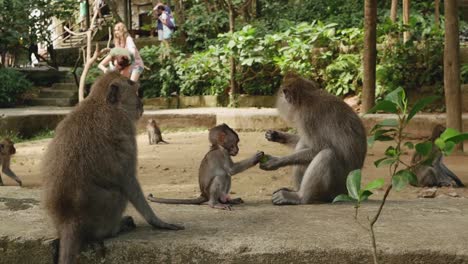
[2,107,468,138]
[1,188,467,263]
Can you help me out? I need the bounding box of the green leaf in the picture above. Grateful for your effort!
[384,87,405,109]
[374,157,396,168]
[407,96,439,122]
[443,141,456,155]
[385,146,397,157]
[415,141,433,156]
[434,138,445,150]
[332,194,356,203]
[392,170,417,191]
[404,142,414,149]
[364,178,385,191]
[367,100,398,114]
[440,128,460,141]
[359,190,373,202]
[444,133,468,144]
[346,169,361,200]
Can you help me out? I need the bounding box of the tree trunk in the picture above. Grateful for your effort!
[434,0,440,27]
[444,0,463,151]
[361,0,377,113]
[390,0,398,22]
[403,0,410,42]
[227,0,238,106]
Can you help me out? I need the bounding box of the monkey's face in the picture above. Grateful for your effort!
[0,139,15,155]
[223,132,240,156]
[276,87,295,121]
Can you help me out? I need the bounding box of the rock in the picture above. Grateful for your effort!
[418,188,437,198]
[447,192,460,198]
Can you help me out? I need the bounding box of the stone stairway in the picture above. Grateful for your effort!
[29,74,78,107]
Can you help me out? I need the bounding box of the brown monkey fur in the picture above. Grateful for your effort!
[411,124,464,187]
[148,124,264,210]
[43,72,183,264]
[147,119,168,144]
[0,138,22,186]
[261,72,367,205]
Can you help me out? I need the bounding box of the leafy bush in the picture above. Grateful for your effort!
[0,68,33,107]
[462,63,468,84]
[324,53,362,96]
[376,24,444,97]
[176,45,229,96]
[139,45,182,97]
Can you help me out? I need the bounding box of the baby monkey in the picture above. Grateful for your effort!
[147,119,168,144]
[0,138,22,186]
[148,124,263,210]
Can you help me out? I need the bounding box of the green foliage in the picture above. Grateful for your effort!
[0,0,77,62]
[462,63,468,84]
[324,53,362,96]
[139,45,183,97]
[376,18,444,97]
[179,3,229,52]
[333,169,384,205]
[0,68,33,107]
[176,45,229,96]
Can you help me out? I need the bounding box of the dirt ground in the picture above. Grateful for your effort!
[4,131,468,201]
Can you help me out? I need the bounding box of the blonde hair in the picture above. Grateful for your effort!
[113,22,128,48]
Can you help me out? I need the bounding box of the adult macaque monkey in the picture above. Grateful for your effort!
[147,118,168,144]
[43,72,183,264]
[261,73,367,205]
[0,138,22,186]
[411,124,464,187]
[148,124,264,210]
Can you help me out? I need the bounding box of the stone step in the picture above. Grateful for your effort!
[29,98,78,107]
[39,89,78,99]
[51,83,78,90]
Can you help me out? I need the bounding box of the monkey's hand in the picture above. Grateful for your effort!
[252,151,265,164]
[259,154,281,170]
[150,220,185,230]
[265,130,282,142]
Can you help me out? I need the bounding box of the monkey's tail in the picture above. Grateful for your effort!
[159,140,169,144]
[57,222,81,264]
[147,193,207,204]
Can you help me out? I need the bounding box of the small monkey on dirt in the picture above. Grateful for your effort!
[261,73,367,205]
[148,124,264,210]
[147,118,168,144]
[411,124,464,187]
[43,72,183,264]
[0,138,22,186]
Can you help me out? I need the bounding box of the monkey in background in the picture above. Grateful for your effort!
[148,124,264,210]
[43,72,183,264]
[0,138,22,186]
[411,124,464,187]
[147,119,168,144]
[260,73,367,205]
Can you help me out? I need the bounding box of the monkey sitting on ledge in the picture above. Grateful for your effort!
[260,72,367,205]
[411,124,465,188]
[148,124,264,210]
[0,138,22,186]
[43,72,183,264]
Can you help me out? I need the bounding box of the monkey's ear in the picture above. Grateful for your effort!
[217,132,226,144]
[107,84,121,104]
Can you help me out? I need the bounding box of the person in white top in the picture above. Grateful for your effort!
[101,22,144,82]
